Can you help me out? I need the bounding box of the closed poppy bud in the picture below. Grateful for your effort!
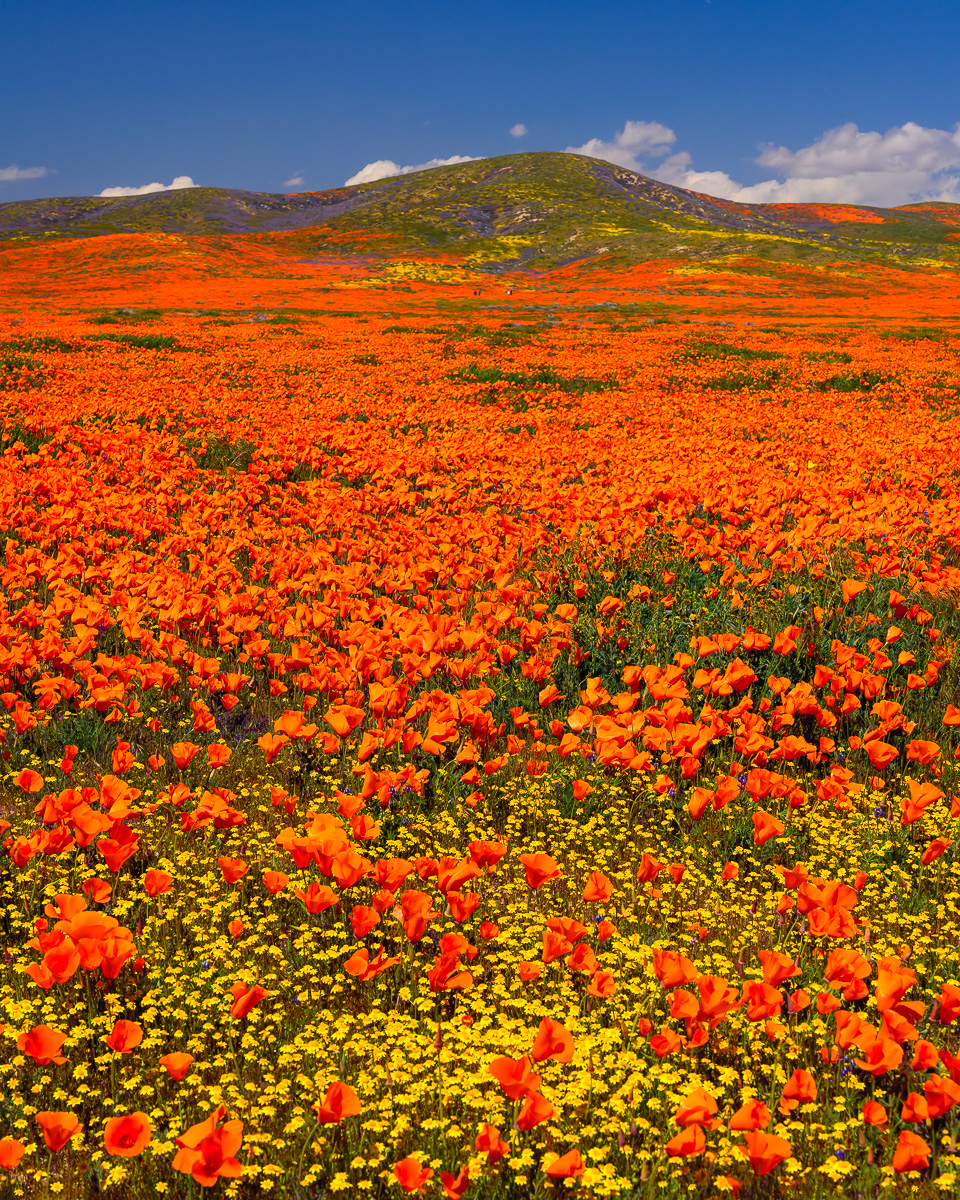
[105,1020,143,1054]
[0,1138,27,1168]
[862,1100,887,1126]
[104,1112,151,1157]
[636,1018,652,1037]
[35,1111,82,1153]
[144,869,173,897]
[853,870,868,891]
[597,919,616,941]
[479,921,499,940]
[668,862,685,884]
[160,1052,194,1081]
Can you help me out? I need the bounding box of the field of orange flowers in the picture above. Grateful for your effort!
[1,245,960,1198]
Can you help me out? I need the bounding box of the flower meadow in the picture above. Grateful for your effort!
[1,257,960,1199]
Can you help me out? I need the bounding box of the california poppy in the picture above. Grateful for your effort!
[474,1123,509,1163]
[674,1087,717,1128]
[105,1020,143,1053]
[487,1055,541,1099]
[439,1166,470,1199]
[393,1157,433,1193]
[530,1017,575,1063]
[228,981,269,1020]
[0,1139,26,1169]
[516,1093,555,1130]
[315,1081,361,1124]
[17,1025,68,1065]
[218,856,248,884]
[35,1111,82,1153]
[742,1130,792,1176]
[172,1105,243,1186]
[665,1125,706,1156]
[143,869,173,896]
[581,870,614,902]
[103,1112,151,1157]
[518,852,561,889]
[891,1130,930,1173]
[545,1149,585,1179]
[160,1052,194,1081]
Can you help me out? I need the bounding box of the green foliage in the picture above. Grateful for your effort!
[801,350,853,364]
[3,334,77,353]
[88,333,181,351]
[815,370,898,392]
[0,352,44,390]
[184,435,258,472]
[684,341,784,362]
[0,423,53,452]
[449,362,617,395]
[89,308,165,325]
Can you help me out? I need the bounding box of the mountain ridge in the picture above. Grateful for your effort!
[2,152,959,270]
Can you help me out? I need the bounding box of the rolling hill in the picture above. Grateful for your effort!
[2,152,959,270]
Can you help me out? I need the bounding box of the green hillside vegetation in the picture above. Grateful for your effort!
[2,152,960,270]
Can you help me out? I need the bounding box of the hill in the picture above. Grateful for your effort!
[2,152,960,270]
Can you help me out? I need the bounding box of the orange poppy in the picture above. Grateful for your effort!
[35,1111,82,1153]
[315,1081,361,1124]
[159,1052,194,1081]
[103,1112,151,1157]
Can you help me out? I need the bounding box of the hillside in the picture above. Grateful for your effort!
[2,152,960,270]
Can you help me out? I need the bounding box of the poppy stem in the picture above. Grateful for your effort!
[295,1117,321,1182]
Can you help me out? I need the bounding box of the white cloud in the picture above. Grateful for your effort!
[99,174,197,198]
[283,175,305,188]
[567,119,960,206]
[565,121,676,171]
[0,164,49,183]
[344,154,480,186]
[510,123,528,139]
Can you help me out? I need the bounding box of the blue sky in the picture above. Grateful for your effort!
[3,0,960,205]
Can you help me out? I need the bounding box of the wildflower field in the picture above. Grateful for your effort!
[1,234,960,1199]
